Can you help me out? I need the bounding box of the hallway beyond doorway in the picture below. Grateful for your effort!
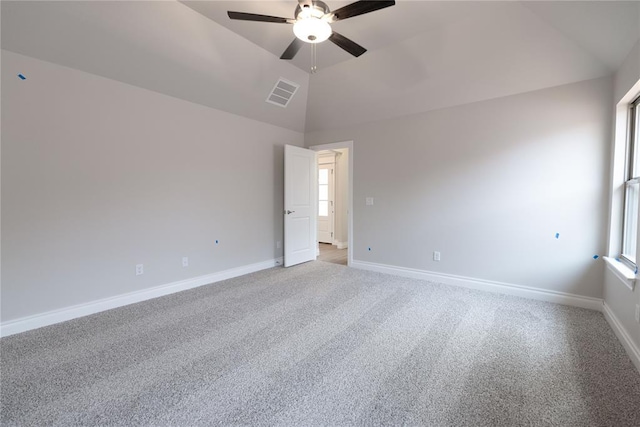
[318,243,347,266]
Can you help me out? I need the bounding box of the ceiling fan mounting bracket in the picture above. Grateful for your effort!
[294,1,330,20]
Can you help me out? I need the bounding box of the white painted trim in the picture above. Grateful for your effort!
[317,152,336,165]
[309,141,353,267]
[0,258,283,338]
[604,256,636,290]
[603,302,640,374]
[350,260,603,311]
[335,241,348,250]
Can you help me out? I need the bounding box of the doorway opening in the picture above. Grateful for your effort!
[310,141,353,266]
[317,153,336,245]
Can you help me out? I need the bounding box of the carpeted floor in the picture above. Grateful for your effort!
[2,261,640,426]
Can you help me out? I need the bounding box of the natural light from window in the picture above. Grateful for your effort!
[319,168,329,217]
[622,96,640,266]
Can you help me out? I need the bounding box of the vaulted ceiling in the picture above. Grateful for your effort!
[2,1,639,133]
[182,1,639,74]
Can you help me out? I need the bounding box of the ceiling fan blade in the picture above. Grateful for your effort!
[329,32,367,57]
[227,11,293,24]
[328,1,395,22]
[281,38,305,60]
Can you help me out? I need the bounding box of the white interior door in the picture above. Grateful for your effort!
[284,145,317,267]
[317,164,335,244]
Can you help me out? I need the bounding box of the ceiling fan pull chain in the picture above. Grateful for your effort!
[311,43,317,74]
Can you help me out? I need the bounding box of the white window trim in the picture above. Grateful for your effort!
[604,257,636,291]
[607,79,640,291]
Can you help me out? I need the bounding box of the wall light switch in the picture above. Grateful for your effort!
[366,197,374,206]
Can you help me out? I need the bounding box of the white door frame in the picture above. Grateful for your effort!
[309,141,353,266]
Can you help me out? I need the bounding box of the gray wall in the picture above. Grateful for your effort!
[1,50,303,322]
[306,77,613,299]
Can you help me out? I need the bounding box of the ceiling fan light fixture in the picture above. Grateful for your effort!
[227,0,396,59]
[293,17,332,43]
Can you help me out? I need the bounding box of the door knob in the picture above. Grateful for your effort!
[285,210,295,214]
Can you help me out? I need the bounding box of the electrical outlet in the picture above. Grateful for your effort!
[276,240,282,249]
[182,257,189,267]
[366,197,374,206]
[635,304,640,323]
[136,264,144,276]
[433,251,441,261]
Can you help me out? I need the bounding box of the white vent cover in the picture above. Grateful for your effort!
[266,78,299,108]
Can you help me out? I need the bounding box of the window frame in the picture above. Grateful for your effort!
[621,95,640,269]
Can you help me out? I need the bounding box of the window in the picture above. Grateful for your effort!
[319,168,329,217]
[622,96,640,267]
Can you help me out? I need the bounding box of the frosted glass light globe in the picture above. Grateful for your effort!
[293,17,332,43]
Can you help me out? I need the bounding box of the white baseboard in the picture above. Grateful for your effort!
[0,257,283,338]
[350,260,603,311]
[335,241,348,250]
[603,302,640,373]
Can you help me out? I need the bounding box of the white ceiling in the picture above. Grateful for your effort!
[2,1,639,133]
[521,0,640,71]
[305,0,640,131]
[181,0,506,72]
[182,0,639,74]
[1,0,310,132]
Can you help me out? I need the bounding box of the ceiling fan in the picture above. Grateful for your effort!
[227,0,396,60]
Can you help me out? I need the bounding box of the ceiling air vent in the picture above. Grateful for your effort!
[266,78,299,108]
